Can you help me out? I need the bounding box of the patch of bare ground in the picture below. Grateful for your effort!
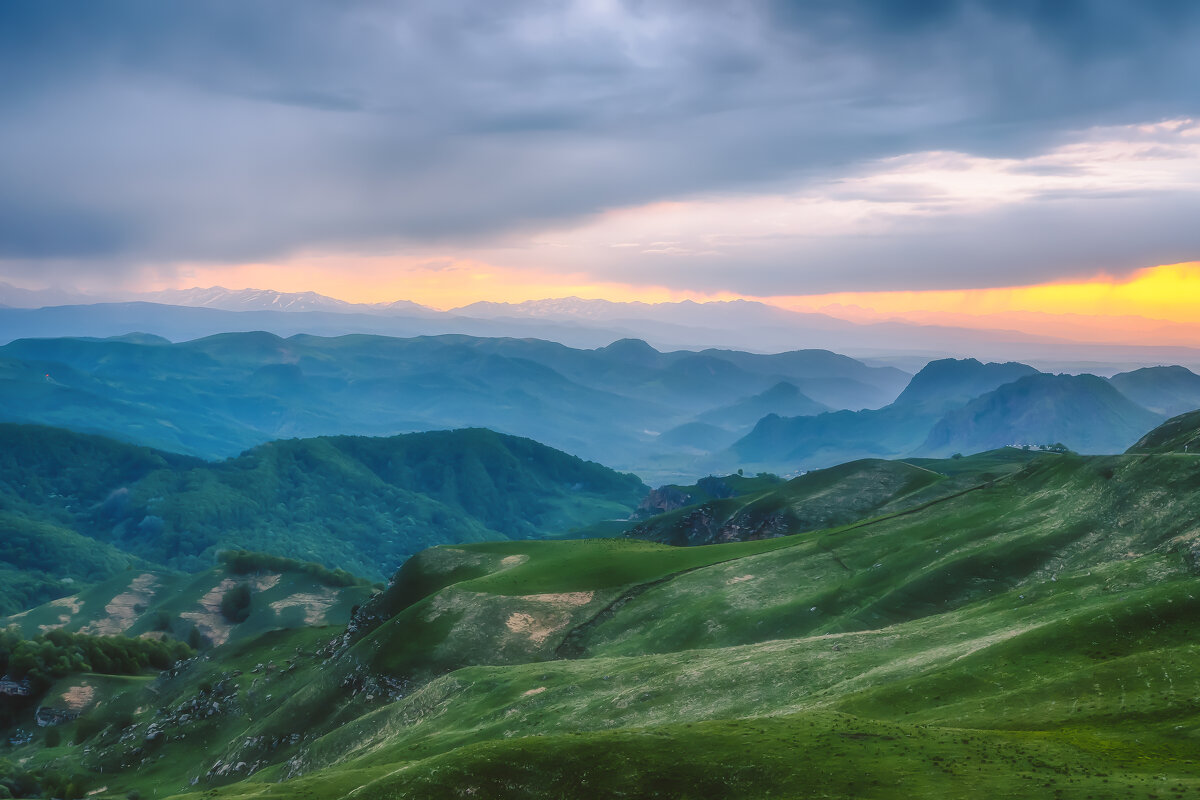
[270,588,340,625]
[38,596,82,632]
[59,683,96,711]
[79,573,161,636]
[180,574,281,646]
[503,592,597,645]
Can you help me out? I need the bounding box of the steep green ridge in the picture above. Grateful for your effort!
[0,423,646,588]
[1125,407,1200,454]
[626,449,1043,547]
[626,459,942,546]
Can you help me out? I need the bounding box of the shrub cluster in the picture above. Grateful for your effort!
[0,627,192,694]
[218,549,368,588]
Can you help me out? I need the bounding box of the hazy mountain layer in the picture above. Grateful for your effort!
[1109,364,1200,417]
[0,332,905,479]
[918,372,1164,456]
[731,357,1048,470]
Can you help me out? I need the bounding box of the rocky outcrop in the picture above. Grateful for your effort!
[634,485,693,518]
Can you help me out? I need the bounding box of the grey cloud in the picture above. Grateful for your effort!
[558,189,1200,295]
[2,1,1200,289]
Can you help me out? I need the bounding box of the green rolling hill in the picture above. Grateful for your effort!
[3,413,1200,798]
[0,423,646,594]
[626,449,1043,546]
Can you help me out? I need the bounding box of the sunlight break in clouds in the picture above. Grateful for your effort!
[150,118,1200,336]
[469,118,1200,296]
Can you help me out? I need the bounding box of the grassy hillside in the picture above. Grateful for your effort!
[626,449,1043,547]
[3,413,1198,798]
[626,459,938,546]
[1125,407,1200,453]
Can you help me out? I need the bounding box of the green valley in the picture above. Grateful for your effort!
[3,411,1200,798]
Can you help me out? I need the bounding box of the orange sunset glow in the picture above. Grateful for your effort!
[167,255,749,310]
[162,259,1200,346]
[775,262,1200,345]
[778,263,1200,324]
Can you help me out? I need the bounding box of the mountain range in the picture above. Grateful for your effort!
[3,285,1200,370]
[0,331,908,481]
[2,330,1199,481]
[730,359,1200,472]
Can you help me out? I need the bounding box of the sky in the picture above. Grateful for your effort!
[2,1,1200,339]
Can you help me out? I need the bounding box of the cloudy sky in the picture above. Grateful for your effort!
[2,0,1200,323]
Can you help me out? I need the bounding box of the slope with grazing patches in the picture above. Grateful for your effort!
[1,553,375,650]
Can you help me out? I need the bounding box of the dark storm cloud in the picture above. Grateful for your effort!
[1,0,1199,290]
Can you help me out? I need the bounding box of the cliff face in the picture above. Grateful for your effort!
[634,485,693,518]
